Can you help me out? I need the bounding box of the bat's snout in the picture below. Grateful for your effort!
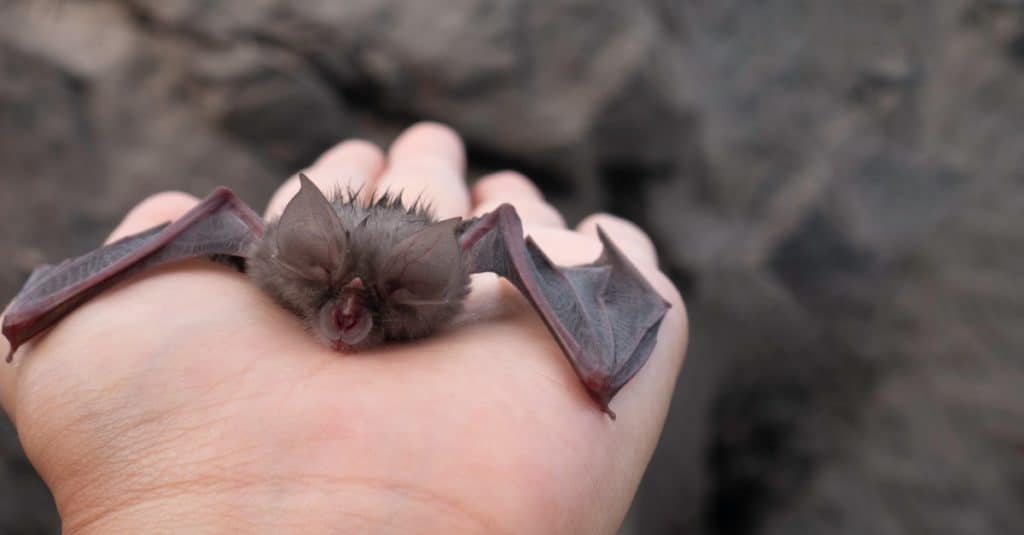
[336,294,373,344]
[319,290,374,349]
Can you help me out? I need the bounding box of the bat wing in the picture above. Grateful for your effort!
[458,204,669,417]
[3,187,264,362]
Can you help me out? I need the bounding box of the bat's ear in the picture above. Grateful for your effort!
[381,218,462,304]
[274,174,347,281]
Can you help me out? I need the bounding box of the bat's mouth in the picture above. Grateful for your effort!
[319,291,373,349]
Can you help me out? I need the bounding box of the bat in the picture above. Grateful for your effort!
[2,175,669,417]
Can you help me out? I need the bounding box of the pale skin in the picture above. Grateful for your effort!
[0,123,688,534]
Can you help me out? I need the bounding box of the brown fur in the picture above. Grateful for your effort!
[247,185,470,349]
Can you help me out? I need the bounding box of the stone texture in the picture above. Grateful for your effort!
[1,0,1022,533]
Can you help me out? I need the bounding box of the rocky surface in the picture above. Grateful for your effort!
[1,0,1021,533]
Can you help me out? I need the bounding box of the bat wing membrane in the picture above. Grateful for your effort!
[3,188,264,361]
[459,205,669,417]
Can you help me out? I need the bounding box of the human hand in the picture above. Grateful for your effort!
[0,123,688,534]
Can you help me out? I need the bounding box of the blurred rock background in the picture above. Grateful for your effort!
[1,0,1022,533]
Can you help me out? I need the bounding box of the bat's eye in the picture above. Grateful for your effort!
[380,219,461,305]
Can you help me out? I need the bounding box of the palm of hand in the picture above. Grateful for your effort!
[2,124,686,534]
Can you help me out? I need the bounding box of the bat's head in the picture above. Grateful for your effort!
[248,175,470,350]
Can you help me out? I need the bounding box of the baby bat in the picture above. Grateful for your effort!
[2,175,669,417]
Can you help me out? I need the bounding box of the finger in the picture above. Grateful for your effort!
[604,268,686,528]
[265,140,384,219]
[576,213,658,268]
[107,191,200,243]
[0,289,18,415]
[523,226,686,531]
[1,191,202,417]
[471,171,565,228]
[374,122,469,219]
[0,323,16,417]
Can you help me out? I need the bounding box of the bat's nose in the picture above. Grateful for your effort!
[339,292,359,320]
[318,291,373,349]
[334,293,373,345]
